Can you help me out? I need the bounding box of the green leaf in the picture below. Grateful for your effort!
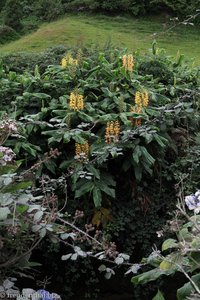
[177,274,200,300]
[119,112,131,126]
[75,181,94,198]
[131,268,165,285]
[78,111,94,122]
[132,145,142,164]
[44,160,57,174]
[73,135,85,144]
[16,205,29,214]
[162,239,177,251]
[3,181,32,193]
[86,165,100,179]
[0,207,10,220]
[34,210,43,221]
[141,147,155,165]
[101,87,113,98]
[154,135,167,148]
[63,132,70,143]
[93,186,102,207]
[98,182,115,198]
[152,290,165,300]
[99,114,117,122]
[21,143,38,157]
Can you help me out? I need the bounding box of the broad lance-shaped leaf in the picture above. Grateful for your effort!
[72,134,85,144]
[177,274,200,300]
[86,165,100,179]
[162,239,177,251]
[0,193,13,206]
[0,207,10,220]
[93,186,102,207]
[131,267,174,285]
[34,210,43,221]
[3,181,32,193]
[132,145,142,164]
[75,181,94,198]
[140,146,155,165]
[98,184,115,198]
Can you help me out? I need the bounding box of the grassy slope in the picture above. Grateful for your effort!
[0,14,200,63]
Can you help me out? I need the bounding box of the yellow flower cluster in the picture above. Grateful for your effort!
[105,121,120,144]
[61,53,78,68]
[69,92,84,111]
[130,91,149,127]
[75,141,89,161]
[134,91,149,108]
[130,106,142,127]
[122,54,134,71]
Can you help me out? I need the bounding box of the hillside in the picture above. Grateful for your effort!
[0,14,200,64]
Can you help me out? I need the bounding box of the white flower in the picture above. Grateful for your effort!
[185,192,200,214]
[185,195,197,210]
[195,190,200,197]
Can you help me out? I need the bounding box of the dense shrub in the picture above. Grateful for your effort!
[1,45,68,74]
[1,45,200,299]
[2,0,23,30]
[34,0,63,21]
[0,25,19,44]
[64,0,200,16]
[149,0,200,16]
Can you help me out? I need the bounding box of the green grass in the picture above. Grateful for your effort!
[0,13,200,64]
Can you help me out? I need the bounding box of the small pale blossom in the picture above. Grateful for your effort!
[0,146,16,166]
[195,190,200,198]
[0,119,17,133]
[185,193,200,213]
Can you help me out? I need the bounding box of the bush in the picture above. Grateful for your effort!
[1,45,200,299]
[1,45,68,73]
[34,0,63,21]
[0,25,19,44]
[149,0,200,16]
[2,0,23,30]
[63,0,200,16]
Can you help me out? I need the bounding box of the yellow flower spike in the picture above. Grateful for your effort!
[135,91,142,107]
[122,54,134,71]
[105,121,120,143]
[69,92,77,110]
[122,55,127,68]
[77,95,84,110]
[75,141,90,162]
[105,122,111,144]
[142,91,149,107]
[109,121,114,135]
[61,58,67,68]
[69,92,84,111]
[75,143,81,156]
[114,121,120,135]
[127,55,134,71]
[68,56,74,65]
[82,141,89,155]
[113,121,120,142]
[63,53,79,67]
